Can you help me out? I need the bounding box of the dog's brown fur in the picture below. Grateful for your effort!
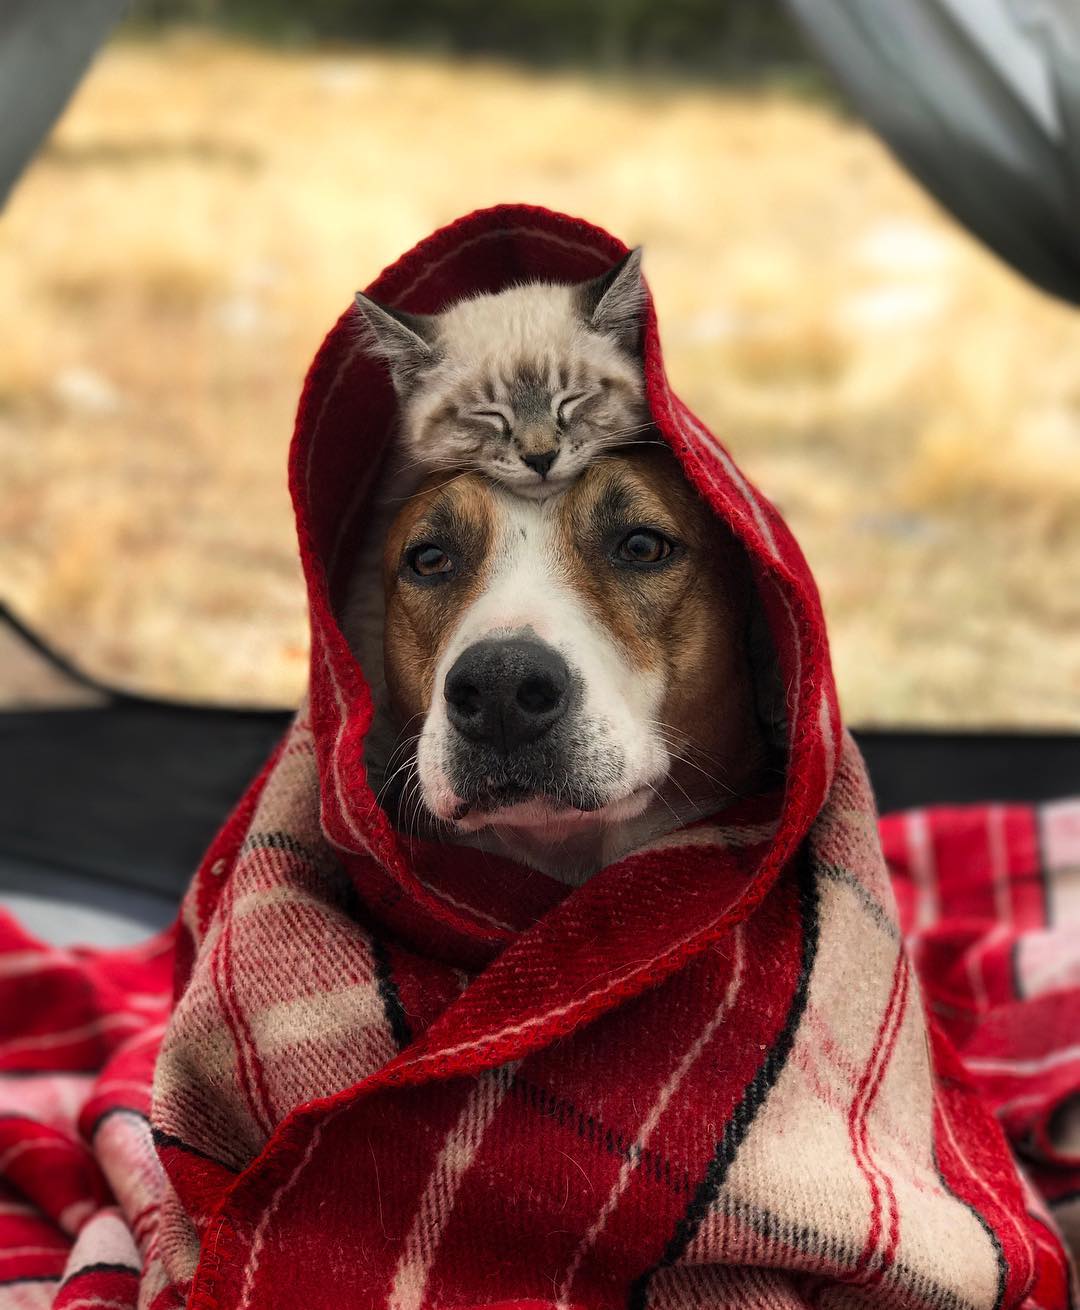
[554,451,765,805]
[382,475,498,725]
[382,448,766,826]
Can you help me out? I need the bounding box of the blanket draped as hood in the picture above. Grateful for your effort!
[1,206,1078,1310]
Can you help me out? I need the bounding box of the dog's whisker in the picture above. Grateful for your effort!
[370,726,425,814]
[380,721,424,769]
[651,729,740,802]
[405,767,429,846]
[373,747,423,810]
[657,769,701,817]
[652,720,739,777]
[643,780,685,829]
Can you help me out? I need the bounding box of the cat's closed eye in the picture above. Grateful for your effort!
[471,407,513,436]
[552,391,594,429]
[354,246,648,499]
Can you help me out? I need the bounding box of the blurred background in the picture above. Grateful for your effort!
[2,2,1078,726]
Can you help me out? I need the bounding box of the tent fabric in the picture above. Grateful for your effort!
[785,0,1080,303]
[0,204,1075,1308]
[0,0,126,208]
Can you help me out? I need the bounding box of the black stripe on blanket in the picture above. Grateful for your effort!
[371,935,413,1050]
[628,855,820,1310]
[930,1142,1008,1310]
[241,830,327,866]
[509,1078,694,1197]
[61,1261,140,1286]
[90,1107,245,1175]
[151,1126,242,1174]
[715,1190,978,1310]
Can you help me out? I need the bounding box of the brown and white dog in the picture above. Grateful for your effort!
[365,446,771,882]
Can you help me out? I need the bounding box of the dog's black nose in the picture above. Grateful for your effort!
[444,638,570,752]
[522,449,558,477]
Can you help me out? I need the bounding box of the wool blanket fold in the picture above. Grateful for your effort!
[1,205,1078,1310]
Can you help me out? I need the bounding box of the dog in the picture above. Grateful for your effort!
[373,445,771,882]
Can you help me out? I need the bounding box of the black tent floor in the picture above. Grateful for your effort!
[2,605,1079,943]
[1,852,173,946]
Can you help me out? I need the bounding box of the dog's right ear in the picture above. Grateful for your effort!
[353,292,436,394]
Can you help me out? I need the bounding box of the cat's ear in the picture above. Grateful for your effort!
[578,247,645,354]
[353,292,436,394]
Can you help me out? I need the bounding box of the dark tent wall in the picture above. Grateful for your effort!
[0,0,127,207]
[786,0,1080,304]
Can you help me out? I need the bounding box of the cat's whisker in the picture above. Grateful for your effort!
[602,422,659,441]
[382,464,483,505]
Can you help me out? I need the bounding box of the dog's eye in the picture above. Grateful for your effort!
[407,543,454,579]
[615,529,673,566]
[471,408,512,437]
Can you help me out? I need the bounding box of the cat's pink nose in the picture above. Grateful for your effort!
[522,449,558,477]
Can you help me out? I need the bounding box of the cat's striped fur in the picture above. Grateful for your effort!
[353,249,651,497]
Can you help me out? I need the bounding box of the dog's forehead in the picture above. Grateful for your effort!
[556,449,693,533]
[387,451,690,546]
[384,471,497,557]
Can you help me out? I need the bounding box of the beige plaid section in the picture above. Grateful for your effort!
[675,739,1004,1309]
[154,713,393,1168]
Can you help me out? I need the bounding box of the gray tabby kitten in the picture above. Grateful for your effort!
[352,248,651,498]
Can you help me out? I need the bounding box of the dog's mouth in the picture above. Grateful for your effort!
[406,633,672,846]
[435,722,651,833]
[449,784,652,833]
[447,774,604,825]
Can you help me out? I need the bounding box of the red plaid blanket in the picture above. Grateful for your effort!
[1,206,1077,1309]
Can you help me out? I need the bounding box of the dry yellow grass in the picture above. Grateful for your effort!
[2,31,1078,724]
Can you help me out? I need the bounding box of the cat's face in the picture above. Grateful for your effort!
[354,249,651,499]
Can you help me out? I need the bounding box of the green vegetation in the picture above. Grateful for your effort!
[131,0,809,73]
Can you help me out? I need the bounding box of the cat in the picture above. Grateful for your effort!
[352,248,652,498]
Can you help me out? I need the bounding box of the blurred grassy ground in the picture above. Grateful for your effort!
[1,32,1078,724]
